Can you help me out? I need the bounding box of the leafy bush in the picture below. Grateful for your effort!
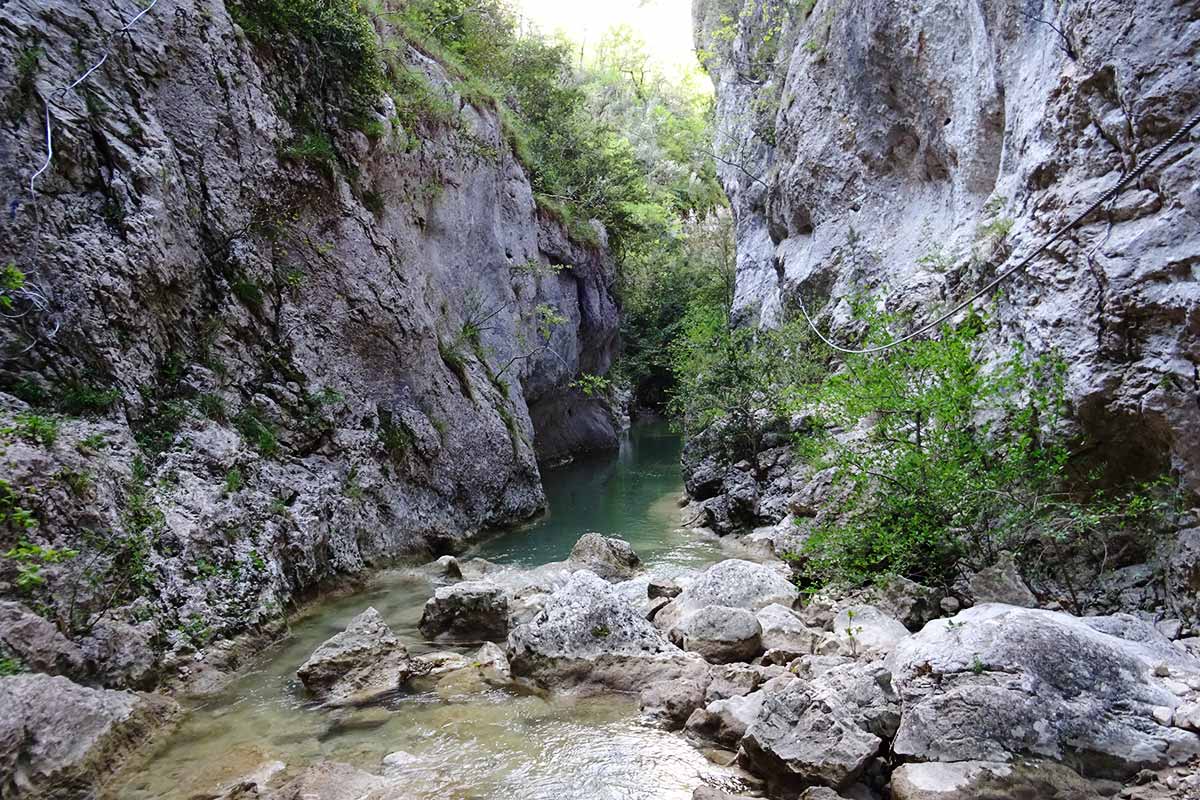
[230,0,385,116]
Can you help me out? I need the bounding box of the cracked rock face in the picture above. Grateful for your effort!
[886,604,1200,778]
[0,0,620,675]
[506,570,709,693]
[0,674,178,798]
[297,608,417,706]
[696,0,1200,494]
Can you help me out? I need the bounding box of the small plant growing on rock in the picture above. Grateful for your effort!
[7,413,60,447]
[591,624,611,638]
[223,468,244,495]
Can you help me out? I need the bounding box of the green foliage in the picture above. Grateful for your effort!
[377,410,412,462]
[234,407,279,457]
[7,413,60,447]
[135,399,190,455]
[0,655,23,676]
[0,262,26,311]
[571,373,612,398]
[0,481,37,533]
[58,382,121,416]
[224,468,244,495]
[282,132,337,170]
[2,541,78,592]
[670,297,825,461]
[230,0,385,116]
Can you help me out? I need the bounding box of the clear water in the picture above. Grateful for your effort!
[471,421,723,574]
[118,424,742,800]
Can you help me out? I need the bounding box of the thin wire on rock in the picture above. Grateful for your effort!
[796,107,1200,356]
[28,0,163,194]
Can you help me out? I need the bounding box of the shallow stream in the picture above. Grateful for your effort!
[120,423,744,800]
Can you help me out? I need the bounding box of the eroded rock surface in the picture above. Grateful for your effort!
[297,608,417,706]
[0,674,177,798]
[418,582,511,642]
[507,570,708,693]
[887,604,1200,778]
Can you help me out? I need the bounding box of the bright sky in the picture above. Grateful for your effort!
[513,0,698,73]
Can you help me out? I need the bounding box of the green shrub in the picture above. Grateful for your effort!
[58,382,121,416]
[0,655,23,676]
[234,407,279,457]
[0,262,26,311]
[2,540,78,592]
[229,0,385,115]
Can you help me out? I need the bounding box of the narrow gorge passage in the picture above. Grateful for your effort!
[118,425,745,800]
[2,1,1199,799]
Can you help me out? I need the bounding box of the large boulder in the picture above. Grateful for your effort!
[740,663,899,790]
[418,581,510,641]
[887,604,1200,778]
[686,689,770,747]
[655,559,799,631]
[889,759,1100,800]
[297,608,417,706]
[832,605,910,657]
[568,533,641,581]
[80,618,160,690]
[757,603,823,657]
[965,552,1037,608]
[0,674,178,798]
[0,602,85,678]
[670,605,763,664]
[507,570,708,693]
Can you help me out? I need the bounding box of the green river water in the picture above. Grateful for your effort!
[119,423,745,800]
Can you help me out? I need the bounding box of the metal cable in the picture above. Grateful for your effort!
[28,0,163,194]
[796,107,1200,355]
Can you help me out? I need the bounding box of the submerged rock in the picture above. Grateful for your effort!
[568,533,641,581]
[507,570,708,693]
[887,604,1200,778]
[262,761,390,800]
[889,759,1100,800]
[640,678,709,730]
[0,674,177,799]
[297,608,416,706]
[418,582,510,641]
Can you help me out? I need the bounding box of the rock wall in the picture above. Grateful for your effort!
[0,0,619,684]
[695,0,1200,494]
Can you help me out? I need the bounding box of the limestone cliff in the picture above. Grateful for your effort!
[696,0,1200,494]
[0,0,619,683]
